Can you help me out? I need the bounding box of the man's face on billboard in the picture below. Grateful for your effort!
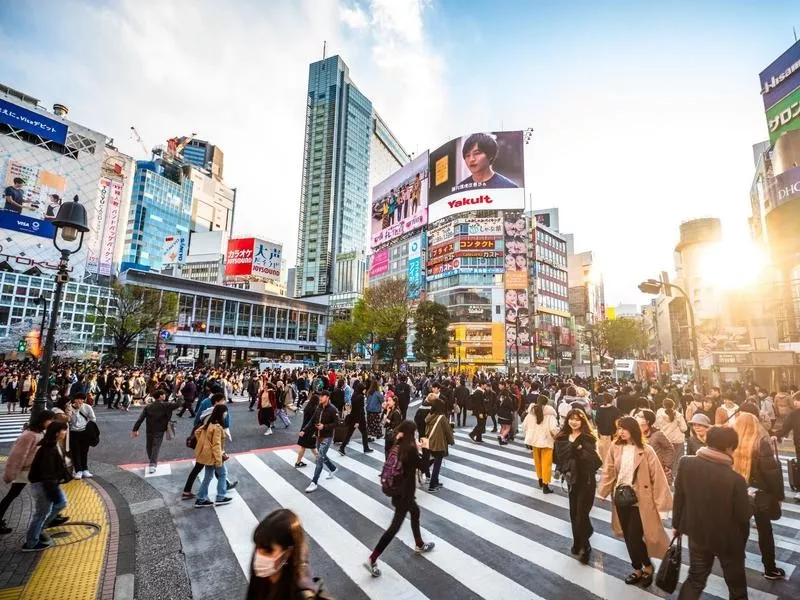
[463,143,491,176]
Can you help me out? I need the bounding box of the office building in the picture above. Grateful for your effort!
[121,159,193,272]
[181,138,224,180]
[295,55,408,299]
[186,165,235,236]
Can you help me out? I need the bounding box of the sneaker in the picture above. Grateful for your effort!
[305,482,318,493]
[181,491,195,500]
[82,471,93,478]
[148,466,157,474]
[194,499,214,508]
[414,542,435,554]
[326,468,337,480]
[427,486,439,493]
[22,540,54,552]
[763,568,786,580]
[226,480,239,491]
[542,484,554,494]
[364,448,374,454]
[215,497,233,506]
[338,448,346,456]
[364,559,381,577]
[46,516,70,528]
[73,471,83,480]
[264,428,273,436]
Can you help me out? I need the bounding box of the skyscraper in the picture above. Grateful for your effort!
[295,55,408,298]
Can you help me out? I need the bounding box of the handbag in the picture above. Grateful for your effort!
[751,439,783,521]
[420,415,443,450]
[655,534,682,593]
[165,420,177,441]
[614,484,638,508]
[85,420,100,447]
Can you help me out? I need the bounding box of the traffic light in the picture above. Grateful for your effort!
[17,340,27,352]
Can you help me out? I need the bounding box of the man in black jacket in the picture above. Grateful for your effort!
[774,393,800,460]
[468,382,490,443]
[394,375,412,418]
[454,378,471,428]
[340,381,373,456]
[673,426,751,600]
[132,389,181,473]
[304,390,340,493]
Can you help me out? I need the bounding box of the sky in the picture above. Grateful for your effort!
[1,0,799,305]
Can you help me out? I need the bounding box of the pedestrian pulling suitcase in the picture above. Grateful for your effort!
[789,458,800,492]
[333,422,349,444]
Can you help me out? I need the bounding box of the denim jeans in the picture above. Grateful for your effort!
[312,436,336,484]
[197,463,228,502]
[26,483,67,548]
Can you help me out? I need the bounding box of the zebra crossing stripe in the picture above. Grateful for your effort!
[272,449,547,600]
[236,453,428,600]
[329,450,664,600]
[215,490,260,575]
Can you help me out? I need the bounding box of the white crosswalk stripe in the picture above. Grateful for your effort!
[126,434,800,600]
[0,412,29,444]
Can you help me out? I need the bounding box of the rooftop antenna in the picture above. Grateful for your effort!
[794,27,798,42]
[323,40,327,59]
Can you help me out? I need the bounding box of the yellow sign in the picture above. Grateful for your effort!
[606,307,617,320]
[435,155,449,186]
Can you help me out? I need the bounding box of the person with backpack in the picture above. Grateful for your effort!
[423,398,455,492]
[365,420,435,577]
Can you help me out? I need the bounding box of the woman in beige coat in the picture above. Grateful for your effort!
[598,416,672,588]
[193,404,231,508]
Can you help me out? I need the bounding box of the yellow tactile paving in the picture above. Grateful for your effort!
[22,480,109,600]
[0,587,23,600]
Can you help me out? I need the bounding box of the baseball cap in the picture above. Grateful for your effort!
[689,413,711,427]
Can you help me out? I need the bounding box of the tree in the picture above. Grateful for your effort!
[326,319,363,358]
[352,278,412,370]
[594,318,648,360]
[92,283,178,364]
[413,301,450,370]
[0,320,87,359]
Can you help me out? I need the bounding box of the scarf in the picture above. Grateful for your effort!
[696,446,733,467]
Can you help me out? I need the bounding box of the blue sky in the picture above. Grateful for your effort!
[1,0,799,304]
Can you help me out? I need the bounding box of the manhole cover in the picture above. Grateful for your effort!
[47,521,101,546]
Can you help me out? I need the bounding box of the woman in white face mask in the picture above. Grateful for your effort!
[247,509,328,600]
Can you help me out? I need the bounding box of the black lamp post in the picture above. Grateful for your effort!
[32,197,89,418]
[33,295,48,348]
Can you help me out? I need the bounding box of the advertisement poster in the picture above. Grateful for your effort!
[428,131,525,223]
[3,159,67,222]
[88,177,123,276]
[99,179,123,276]
[371,151,429,249]
[224,237,255,277]
[503,211,530,356]
[251,240,283,282]
[369,247,389,278]
[163,234,188,266]
[407,234,423,300]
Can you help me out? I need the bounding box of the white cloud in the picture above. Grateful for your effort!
[340,3,369,29]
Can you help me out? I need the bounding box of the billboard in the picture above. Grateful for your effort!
[767,164,800,212]
[87,177,123,276]
[407,234,423,300]
[765,87,800,144]
[251,239,282,282]
[0,98,68,145]
[224,237,255,277]
[369,247,389,278]
[371,151,429,249]
[428,131,525,223]
[760,39,800,111]
[503,211,530,356]
[163,234,188,266]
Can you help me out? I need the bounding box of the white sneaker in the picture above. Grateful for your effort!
[266,428,273,436]
[326,469,336,480]
[305,482,318,493]
[73,472,83,480]
[82,471,93,478]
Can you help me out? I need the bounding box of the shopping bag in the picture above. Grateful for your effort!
[655,534,682,593]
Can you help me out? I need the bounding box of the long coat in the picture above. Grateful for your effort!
[598,442,672,560]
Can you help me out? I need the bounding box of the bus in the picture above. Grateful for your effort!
[175,356,195,370]
[249,358,307,373]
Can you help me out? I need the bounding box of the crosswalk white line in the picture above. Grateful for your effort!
[273,450,547,600]
[237,454,428,600]
[372,439,796,577]
[144,464,172,478]
[216,490,259,575]
[331,449,665,600]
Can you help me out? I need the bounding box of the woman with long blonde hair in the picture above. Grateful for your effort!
[732,413,785,580]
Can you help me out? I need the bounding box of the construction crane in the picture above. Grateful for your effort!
[129,126,149,157]
[166,132,198,158]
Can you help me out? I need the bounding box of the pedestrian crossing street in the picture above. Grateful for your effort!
[128,427,800,600]
[0,412,28,444]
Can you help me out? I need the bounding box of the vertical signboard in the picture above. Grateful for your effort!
[224,237,255,277]
[503,211,530,359]
[407,234,423,299]
[88,177,124,276]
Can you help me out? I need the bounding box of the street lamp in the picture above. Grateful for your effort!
[32,197,89,418]
[455,339,463,374]
[552,325,561,377]
[638,278,702,393]
[33,295,48,349]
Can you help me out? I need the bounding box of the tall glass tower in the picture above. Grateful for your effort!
[295,55,408,298]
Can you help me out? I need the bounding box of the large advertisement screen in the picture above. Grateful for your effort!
[760,39,800,111]
[428,131,524,223]
[371,151,429,249]
[503,211,530,358]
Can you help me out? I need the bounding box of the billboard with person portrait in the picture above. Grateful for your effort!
[370,151,429,249]
[428,131,524,223]
[503,211,530,357]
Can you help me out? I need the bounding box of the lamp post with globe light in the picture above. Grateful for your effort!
[32,196,89,418]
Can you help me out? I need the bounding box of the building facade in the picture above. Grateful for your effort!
[122,160,193,272]
[295,55,408,299]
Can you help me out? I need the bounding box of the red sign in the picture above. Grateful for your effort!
[225,238,255,277]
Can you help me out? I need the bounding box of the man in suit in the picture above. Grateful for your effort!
[673,426,751,600]
[468,382,490,443]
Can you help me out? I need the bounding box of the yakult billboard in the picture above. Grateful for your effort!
[428,131,525,223]
[371,151,429,249]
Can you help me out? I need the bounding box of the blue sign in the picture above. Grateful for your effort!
[0,210,55,239]
[0,98,68,145]
[159,329,172,340]
[760,39,800,110]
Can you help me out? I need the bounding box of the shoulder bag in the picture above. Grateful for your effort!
[753,439,783,521]
[420,416,443,450]
[614,484,638,508]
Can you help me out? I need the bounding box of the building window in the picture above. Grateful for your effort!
[237,303,251,336]
[276,309,288,340]
[209,299,223,334]
[265,307,277,338]
[252,305,264,338]
[223,301,237,336]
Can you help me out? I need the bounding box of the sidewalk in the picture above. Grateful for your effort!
[0,459,191,600]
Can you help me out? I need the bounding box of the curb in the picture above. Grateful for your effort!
[90,477,135,600]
